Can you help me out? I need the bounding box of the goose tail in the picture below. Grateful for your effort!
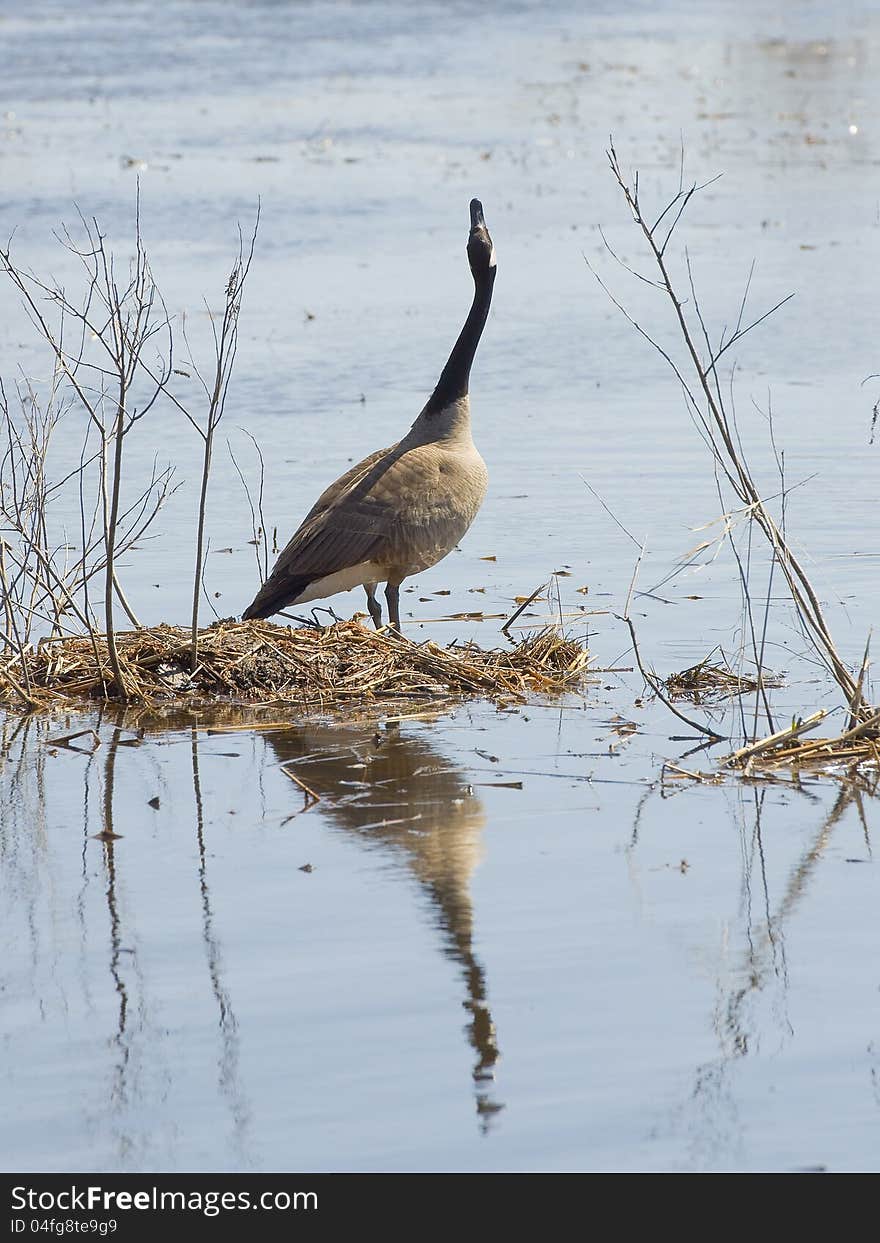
[242,574,313,621]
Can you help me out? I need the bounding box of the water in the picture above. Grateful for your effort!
[2,0,880,1172]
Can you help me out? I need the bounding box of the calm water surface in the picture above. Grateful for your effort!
[1,0,880,1171]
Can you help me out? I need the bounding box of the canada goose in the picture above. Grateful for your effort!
[242,198,496,628]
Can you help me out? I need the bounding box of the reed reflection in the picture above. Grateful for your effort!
[99,723,132,1113]
[15,705,252,1164]
[263,718,504,1130]
[190,724,251,1157]
[651,779,873,1164]
[719,784,863,1057]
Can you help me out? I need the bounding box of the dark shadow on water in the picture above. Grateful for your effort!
[263,718,504,1131]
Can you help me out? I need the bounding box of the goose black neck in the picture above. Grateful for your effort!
[423,267,495,417]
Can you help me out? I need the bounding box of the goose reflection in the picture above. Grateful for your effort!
[263,718,504,1130]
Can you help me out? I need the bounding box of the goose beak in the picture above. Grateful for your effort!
[469,199,486,231]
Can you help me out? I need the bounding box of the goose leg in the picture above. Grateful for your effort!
[385,580,402,631]
[365,584,383,629]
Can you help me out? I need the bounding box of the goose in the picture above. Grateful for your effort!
[241,198,496,629]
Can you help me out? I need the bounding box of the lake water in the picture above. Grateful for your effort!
[1,0,879,1172]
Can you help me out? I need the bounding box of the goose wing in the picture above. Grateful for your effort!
[243,443,404,617]
[301,445,393,521]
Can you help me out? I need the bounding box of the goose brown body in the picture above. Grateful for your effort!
[242,200,496,628]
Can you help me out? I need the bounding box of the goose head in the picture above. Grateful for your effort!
[467,199,496,281]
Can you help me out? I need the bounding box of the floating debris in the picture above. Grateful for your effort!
[665,654,783,704]
[722,708,880,775]
[43,728,101,753]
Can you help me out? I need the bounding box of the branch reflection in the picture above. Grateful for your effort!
[654,779,872,1165]
[191,724,251,1157]
[77,706,250,1162]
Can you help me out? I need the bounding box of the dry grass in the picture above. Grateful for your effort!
[0,618,591,711]
[722,708,880,775]
[665,654,783,705]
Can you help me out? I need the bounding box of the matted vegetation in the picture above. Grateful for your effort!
[0,618,591,710]
[664,652,783,705]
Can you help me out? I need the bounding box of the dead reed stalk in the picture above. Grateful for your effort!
[183,209,260,671]
[590,141,873,768]
[0,193,258,700]
[0,195,177,692]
